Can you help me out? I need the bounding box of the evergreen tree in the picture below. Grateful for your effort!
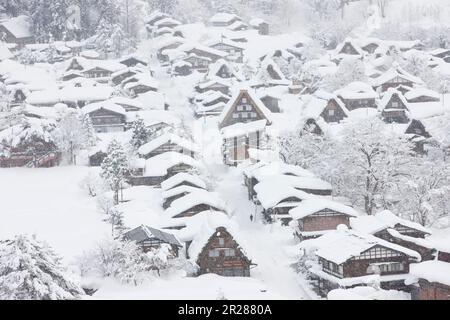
[130,117,150,150]
[100,140,129,205]
[0,234,83,300]
[103,207,127,238]
[80,113,97,149]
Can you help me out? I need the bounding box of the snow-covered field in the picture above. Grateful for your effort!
[0,167,110,262]
[0,166,313,299]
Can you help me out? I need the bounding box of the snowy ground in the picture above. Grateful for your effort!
[0,166,110,263]
[0,165,314,299]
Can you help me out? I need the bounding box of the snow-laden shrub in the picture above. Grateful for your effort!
[77,239,192,286]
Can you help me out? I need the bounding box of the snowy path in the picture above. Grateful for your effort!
[0,167,110,263]
[211,166,315,300]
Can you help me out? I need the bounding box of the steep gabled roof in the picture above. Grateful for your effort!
[161,172,207,191]
[290,199,360,220]
[124,225,182,247]
[218,89,273,127]
[138,133,199,156]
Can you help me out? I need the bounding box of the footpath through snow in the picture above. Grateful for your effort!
[210,164,316,299]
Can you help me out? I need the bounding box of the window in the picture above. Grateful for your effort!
[218,237,225,246]
[392,101,399,108]
[245,105,252,111]
[208,249,220,257]
[237,105,244,111]
[250,112,257,118]
[224,249,235,257]
[232,113,239,119]
[328,109,335,116]
[241,112,248,118]
[242,98,247,103]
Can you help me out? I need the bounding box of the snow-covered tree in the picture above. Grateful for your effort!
[100,140,129,205]
[330,118,415,215]
[130,116,150,150]
[53,111,84,165]
[397,157,450,227]
[323,57,367,92]
[28,0,69,42]
[78,239,175,285]
[103,207,127,238]
[0,234,83,300]
[80,113,97,149]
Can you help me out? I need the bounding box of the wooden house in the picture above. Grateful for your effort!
[11,88,27,105]
[0,121,60,168]
[88,151,107,167]
[207,59,243,80]
[138,133,198,159]
[303,93,349,124]
[119,55,148,68]
[161,172,207,192]
[154,17,181,30]
[188,226,254,277]
[249,18,269,35]
[128,152,200,187]
[290,199,359,240]
[208,39,245,63]
[251,57,290,88]
[410,261,450,300]
[123,225,182,257]
[301,228,421,297]
[429,48,450,59]
[165,190,226,219]
[371,66,423,92]
[254,181,312,225]
[111,68,142,86]
[404,88,440,103]
[380,89,410,124]
[181,45,228,64]
[335,38,364,57]
[162,185,206,209]
[183,54,212,73]
[218,89,272,129]
[334,82,378,111]
[218,89,272,166]
[83,103,126,133]
[196,79,230,95]
[209,13,242,27]
[0,16,34,47]
[350,211,435,261]
[259,94,281,113]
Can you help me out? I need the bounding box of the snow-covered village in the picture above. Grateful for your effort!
[0,0,449,302]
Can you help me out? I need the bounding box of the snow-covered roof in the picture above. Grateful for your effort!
[207,59,244,81]
[249,18,266,27]
[404,88,440,102]
[83,101,127,116]
[378,88,410,111]
[370,66,423,88]
[82,60,124,73]
[243,161,316,180]
[154,17,181,27]
[165,190,227,219]
[334,81,378,100]
[124,225,182,247]
[143,152,200,177]
[350,210,431,236]
[138,133,199,156]
[218,89,273,125]
[1,15,32,39]
[375,210,431,235]
[197,78,230,90]
[108,96,145,110]
[301,92,348,119]
[178,42,228,58]
[207,38,245,50]
[410,261,450,286]
[328,286,410,300]
[300,227,421,265]
[254,180,313,209]
[289,199,360,220]
[220,119,267,139]
[210,13,241,24]
[187,215,251,264]
[227,21,248,31]
[161,172,207,191]
[334,38,364,56]
[123,73,159,91]
[162,185,206,201]
[134,91,166,110]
